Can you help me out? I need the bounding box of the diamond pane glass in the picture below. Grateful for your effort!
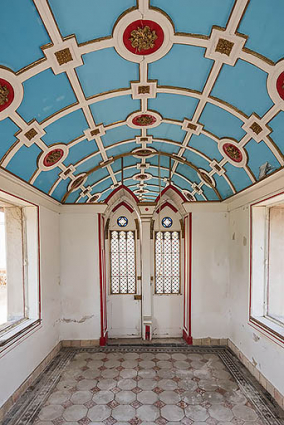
[155,231,180,294]
[110,230,136,294]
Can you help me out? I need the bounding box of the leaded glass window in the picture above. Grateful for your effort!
[110,230,136,294]
[155,231,180,294]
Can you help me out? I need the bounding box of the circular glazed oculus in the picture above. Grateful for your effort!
[222,143,243,163]
[123,20,164,56]
[162,217,173,228]
[0,78,14,113]
[117,216,128,227]
[43,148,64,167]
[276,72,284,100]
[132,114,157,127]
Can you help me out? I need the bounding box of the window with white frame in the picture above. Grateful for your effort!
[155,231,180,294]
[251,197,284,337]
[110,230,136,294]
[0,194,39,341]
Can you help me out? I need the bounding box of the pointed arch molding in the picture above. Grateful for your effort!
[112,201,134,213]
[155,200,178,214]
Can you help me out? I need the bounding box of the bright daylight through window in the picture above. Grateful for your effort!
[0,194,39,340]
[251,196,284,338]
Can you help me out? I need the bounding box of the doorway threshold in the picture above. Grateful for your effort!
[107,337,187,347]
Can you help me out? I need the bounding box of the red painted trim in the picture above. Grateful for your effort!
[105,185,139,204]
[155,201,178,214]
[182,213,192,345]
[155,184,187,203]
[98,214,104,344]
[249,191,284,345]
[183,216,187,333]
[112,201,134,214]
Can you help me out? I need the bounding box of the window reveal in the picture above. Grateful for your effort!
[155,231,180,294]
[110,230,136,294]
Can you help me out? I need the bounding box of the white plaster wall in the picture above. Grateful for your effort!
[59,212,100,341]
[229,204,284,396]
[0,206,61,408]
[191,212,230,339]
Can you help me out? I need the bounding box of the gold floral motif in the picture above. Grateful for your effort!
[45,150,62,165]
[215,38,234,56]
[138,85,150,94]
[200,171,212,185]
[135,115,154,126]
[0,84,9,106]
[129,26,158,52]
[90,128,100,136]
[225,145,241,160]
[250,122,262,135]
[25,128,37,141]
[55,48,73,66]
[187,122,197,131]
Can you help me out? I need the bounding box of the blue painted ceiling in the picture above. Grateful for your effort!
[0,0,284,203]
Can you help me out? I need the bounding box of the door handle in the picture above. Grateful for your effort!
[134,294,142,300]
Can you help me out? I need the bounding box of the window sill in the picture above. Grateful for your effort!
[250,316,284,343]
[0,318,41,349]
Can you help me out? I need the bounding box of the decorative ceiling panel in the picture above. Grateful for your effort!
[0,0,283,203]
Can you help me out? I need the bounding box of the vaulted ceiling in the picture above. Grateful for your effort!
[0,0,284,203]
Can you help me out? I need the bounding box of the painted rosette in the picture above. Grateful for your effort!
[38,144,69,171]
[183,191,196,201]
[267,60,284,109]
[218,138,247,167]
[68,173,87,192]
[113,9,174,63]
[0,68,23,120]
[127,110,161,129]
[133,172,152,181]
[88,193,100,203]
[197,169,216,187]
[132,147,157,159]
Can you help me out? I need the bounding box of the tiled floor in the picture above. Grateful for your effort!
[3,346,284,425]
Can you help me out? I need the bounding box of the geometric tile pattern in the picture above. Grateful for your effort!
[1,1,284,203]
[3,346,283,425]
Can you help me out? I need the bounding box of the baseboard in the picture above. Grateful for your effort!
[0,341,62,421]
[192,337,228,346]
[62,339,100,347]
[228,339,284,409]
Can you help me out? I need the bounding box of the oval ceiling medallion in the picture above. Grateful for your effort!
[43,148,64,167]
[88,194,100,203]
[68,174,87,192]
[123,20,164,56]
[133,172,152,181]
[198,169,216,187]
[127,110,162,128]
[0,68,23,120]
[133,114,156,126]
[218,138,247,168]
[113,9,174,63]
[38,144,68,171]
[132,147,157,159]
[276,72,284,100]
[183,191,196,201]
[0,78,14,112]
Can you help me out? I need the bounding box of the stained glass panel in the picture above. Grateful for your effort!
[155,231,180,294]
[110,230,136,294]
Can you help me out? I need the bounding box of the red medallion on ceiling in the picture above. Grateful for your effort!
[123,20,164,56]
[222,143,243,163]
[276,72,284,100]
[132,114,157,127]
[43,148,64,167]
[0,78,14,113]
